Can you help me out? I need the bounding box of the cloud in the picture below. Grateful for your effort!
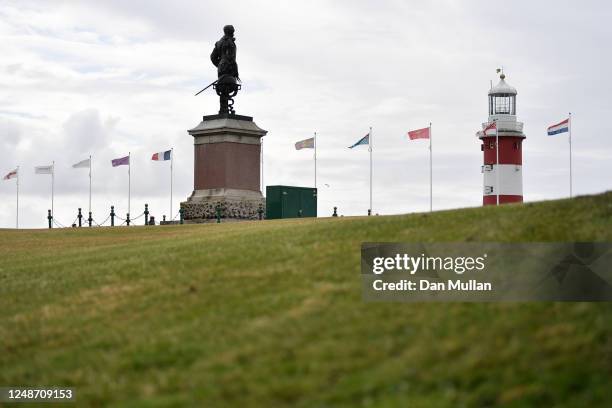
[0,118,22,148]
[62,109,116,153]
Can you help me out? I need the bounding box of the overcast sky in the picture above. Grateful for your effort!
[1,0,610,228]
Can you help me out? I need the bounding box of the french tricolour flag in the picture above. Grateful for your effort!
[152,150,172,161]
[547,118,569,136]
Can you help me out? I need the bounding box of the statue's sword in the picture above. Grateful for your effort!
[194,79,218,96]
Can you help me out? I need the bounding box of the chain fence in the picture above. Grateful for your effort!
[92,214,111,227]
[131,212,145,221]
[47,207,179,229]
[52,218,66,228]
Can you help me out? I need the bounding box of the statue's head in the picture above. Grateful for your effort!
[223,25,235,37]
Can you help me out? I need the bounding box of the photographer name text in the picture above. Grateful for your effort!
[371,253,492,292]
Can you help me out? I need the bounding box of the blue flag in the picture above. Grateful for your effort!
[348,133,370,149]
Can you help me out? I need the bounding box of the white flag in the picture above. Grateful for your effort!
[35,165,54,175]
[72,158,91,168]
[295,137,315,150]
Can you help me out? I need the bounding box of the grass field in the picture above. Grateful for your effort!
[1,193,612,407]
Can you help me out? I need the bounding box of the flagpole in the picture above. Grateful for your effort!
[314,131,317,189]
[495,121,499,206]
[369,126,373,215]
[261,139,264,194]
[51,160,55,221]
[429,123,433,212]
[128,152,131,216]
[569,112,573,198]
[170,147,173,218]
[16,166,19,229]
[89,155,92,215]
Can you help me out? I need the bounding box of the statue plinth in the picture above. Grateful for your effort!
[181,113,267,222]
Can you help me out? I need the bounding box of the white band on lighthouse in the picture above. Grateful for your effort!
[483,165,523,196]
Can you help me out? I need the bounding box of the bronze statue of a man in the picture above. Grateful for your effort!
[210,25,240,114]
[211,25,239,81]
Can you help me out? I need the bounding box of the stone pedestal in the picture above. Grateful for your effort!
[181,113,267,222]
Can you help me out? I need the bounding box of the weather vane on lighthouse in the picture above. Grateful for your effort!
[477,70,526,206]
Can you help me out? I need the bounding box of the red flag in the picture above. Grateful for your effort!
[483,122,497,133]
[407,127,430,140]
[3,169,18,180]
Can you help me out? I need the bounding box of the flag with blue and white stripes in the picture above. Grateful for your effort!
[547,118,569,136]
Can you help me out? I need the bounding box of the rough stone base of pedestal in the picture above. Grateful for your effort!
[181,197,265,223]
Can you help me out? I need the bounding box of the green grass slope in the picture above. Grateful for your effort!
[1,193,612,407]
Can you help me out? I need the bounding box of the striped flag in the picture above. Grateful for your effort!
[407,127,430,140]
[152,150,172,161]
[547,118,569,136]
[295,137,314,150]
[3,168,17,180]
[35,165,54,174]
[112,155,130,167]
[348,133,370,149]
[151,149,174,217]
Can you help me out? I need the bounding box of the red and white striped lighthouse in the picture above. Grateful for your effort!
[478,72,525,205]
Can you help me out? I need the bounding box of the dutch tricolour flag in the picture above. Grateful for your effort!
[547,118,569,136]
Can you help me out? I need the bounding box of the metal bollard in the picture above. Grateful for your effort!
[144,204,149,225]
[126,213,130,226]
[47,209,52,229]
[258,204,264,220]
[179,207,184,225]
[333,206,338,217]
[78,208,83,227]
[215,205,221,223]
[110,206,115,227]
[88,211,92,227]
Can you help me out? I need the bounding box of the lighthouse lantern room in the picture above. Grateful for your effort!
[478,71,526,205]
